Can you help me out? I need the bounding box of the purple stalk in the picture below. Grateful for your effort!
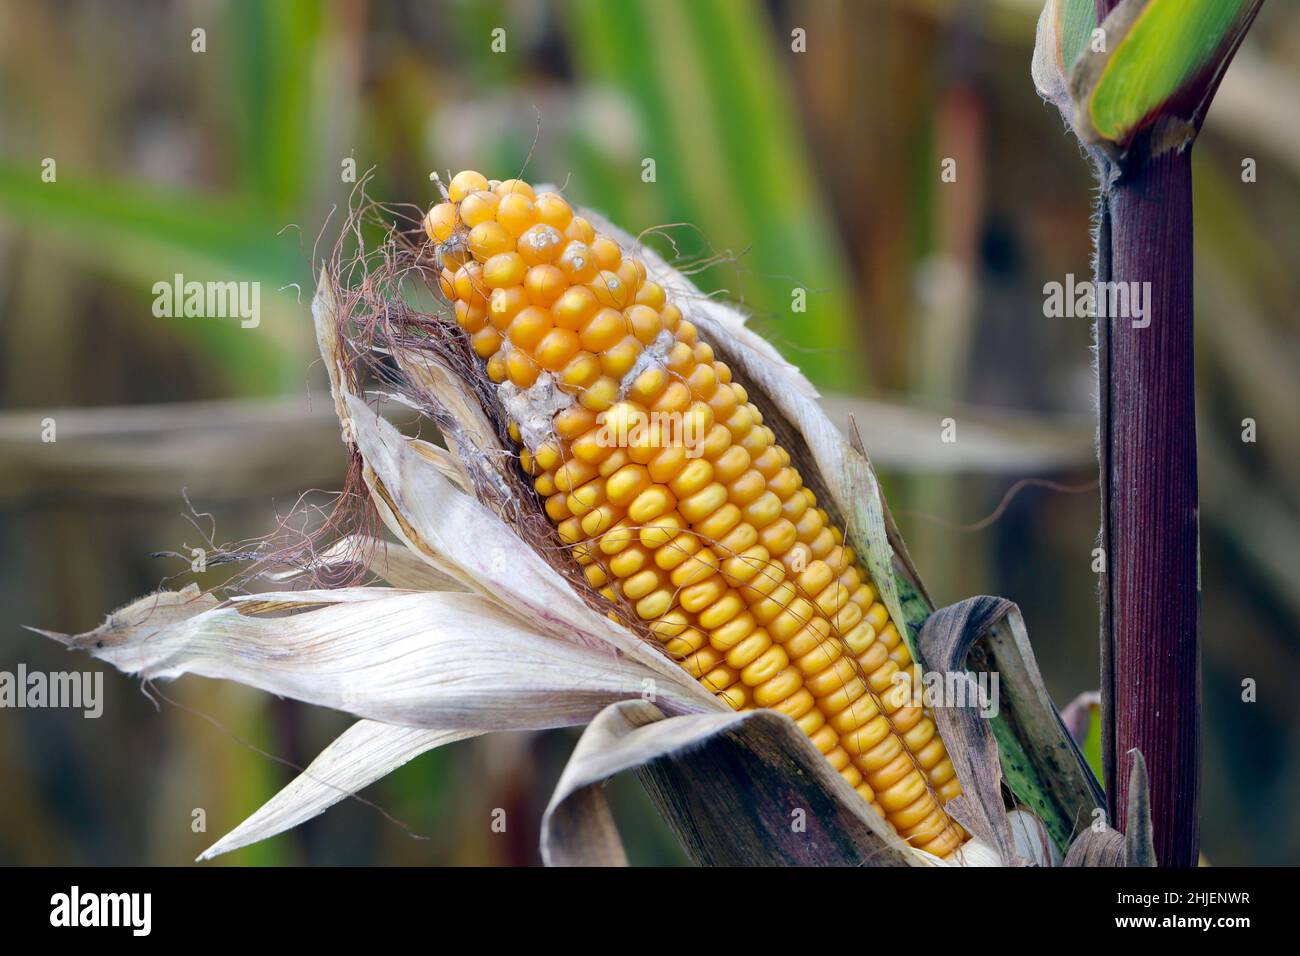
[1089,0,1261,867]
[1094,143,1200,867]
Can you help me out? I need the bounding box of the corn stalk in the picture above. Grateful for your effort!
[1033,0,1263,866]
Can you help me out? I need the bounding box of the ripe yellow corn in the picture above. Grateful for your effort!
[428,172,966,857]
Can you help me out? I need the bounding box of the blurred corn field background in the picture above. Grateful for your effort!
[0,0,1296,866]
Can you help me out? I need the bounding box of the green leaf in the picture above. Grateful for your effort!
[227,0,327,213]
[562,0,859,390]
[1058,0,1099,72]
[0,166,312,393]
[1071,0,1263,151]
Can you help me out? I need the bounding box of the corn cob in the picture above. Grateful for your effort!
[427,170,966,857]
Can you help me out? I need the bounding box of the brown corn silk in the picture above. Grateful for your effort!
[427,170,966,857]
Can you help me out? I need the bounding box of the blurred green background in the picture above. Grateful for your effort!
[1,0,1296,866]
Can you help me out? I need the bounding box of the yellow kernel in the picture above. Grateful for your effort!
[636,589,675,621]
[742,645,790,687]
[560,352,601,392]
[555,457,597,492]
[568,478,606,518]
[655,531,702,570]
[552,285,599,331]
[425,202,458,242]
[651,381,691,415]
[628,485,676,524]
[600,336,643,378]
[671,547,720,588]
[648,445,689,483]
[616,259,642,293]
[640,511,685,549]
[745,491,784,528]
[454,299,487,332]
[625,304,662,344]
[459,190,500,227]
[488,286,526,328]
[448,170,489,202]
[590,236,621,270]
[438,267,456,300]
[554,404,598,440]
[668,458,714,497]
[535,328,581,371]
[608,546,648,578]
[495,178,536,200]
[545,492,570,523]
[505,348,538,388]
[525,265,567,307]
[496,193,536,236]
[626,368,666,407]
[579,375,619,412]
[534,192,573,229]
[680,576,727,612]
[518,224,566,266]
[566,216,596,244]
[635,281,666,310]
[533,442,563,472]
[452,263,486,306]
[606,464,652,506]
[580,307,627,353]
[557,241,599,284]
[482,252,527,290]
[698,593,744,630]
[470,326,502,359]
[753,668,802,708]
[507,306,553,350]
[591,270,633,309]
[465,221,509,257]
[679,482,728,523]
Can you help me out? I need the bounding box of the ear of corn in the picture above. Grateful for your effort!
[427,171,966,857]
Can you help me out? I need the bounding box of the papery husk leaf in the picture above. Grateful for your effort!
[389,344,504,494]
[541,699,925,867]
[44,586,706,731]
[24,583,220,648]
[918,596,1104,858]
[1008,808,1060,867]
[199,719,478,861]
[1063,751,1159,867]
[267,534,466,592]
[1063,825,1126,866]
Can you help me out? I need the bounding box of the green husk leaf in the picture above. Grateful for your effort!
[1070,0,1263,152]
